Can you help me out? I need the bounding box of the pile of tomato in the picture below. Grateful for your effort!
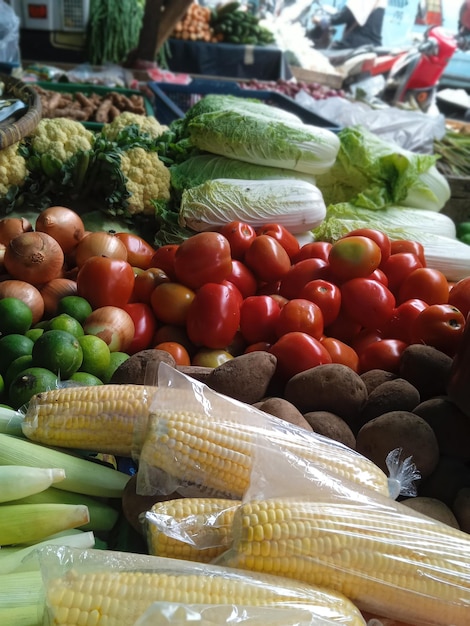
[84,220,469,383]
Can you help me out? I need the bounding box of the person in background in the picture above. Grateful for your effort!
[459,0,470,36]
[313,0,388,49]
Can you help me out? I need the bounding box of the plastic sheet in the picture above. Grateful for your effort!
[0,1,20,66]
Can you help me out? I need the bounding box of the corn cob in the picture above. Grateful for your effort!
[43,551,366,626]
[0,465,65,503]
[146,498,239,563]
[226,497,470,626]
[0,570,43,624]
[22,384,156,456]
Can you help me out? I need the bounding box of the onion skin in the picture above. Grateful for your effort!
[74,231,128,268]
[0,217,33,246]
[4,231,65,286]
[0,279,45,324]
[83,306,135,352]
[40,277,78,318]
[35,206,86,255]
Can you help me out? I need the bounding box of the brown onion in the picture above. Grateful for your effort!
[0,279,44,324]
[0,217,33,246]
[39,277,78,318]
[4,231,65,286]
[74,231,128,268]
[83,306,135,352]
[35,206,86,255]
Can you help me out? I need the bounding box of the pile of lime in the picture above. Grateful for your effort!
[0,296,129,410]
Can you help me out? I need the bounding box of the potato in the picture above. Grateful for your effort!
[400,496,460,529]
[358,378,420,429]
[257,397,313,431]
[356,411,439,479]
[303,411,356,449]
[399,344,452,400]
[453,488,470,534]
[418,456,470,506]
[110,349,176,385]
[176,365,213,384]
[360,369,398,395]
[205,351,277,404]
[284,364,368,429]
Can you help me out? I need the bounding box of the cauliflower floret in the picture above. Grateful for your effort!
[120,147,171,215]
[0,142,28,195]
[31,118,94,162]
[102,111,168,142]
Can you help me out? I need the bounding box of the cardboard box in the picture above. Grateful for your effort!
[289,65,344,90]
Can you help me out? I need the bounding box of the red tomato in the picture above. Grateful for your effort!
[299,279,341,327]
[244,235,291,284]
[292,241,332,264]
[256,223,300,260]
[410,304,466,356]
[225,260,257,299]
[359,339,408,374]
[278,258,328,300]
[221,280,244,309]
[328,236,382,282]
[448,277,470,318]
[150,244,179,281]
[380,252,423,295]
[256,280,281,296]
[321,336,360,372]
[324,310,362,344]
[397,267,449,306]
[244,341,272,353]
[275,298,324,339]
[342,228,391,266]
[150,282,196,326]
[131,267,171,303]
[390,240,426,266]
[239,295,281,344]
[76,256,135,309]
[341,277,396,330]
[384,298,428,344]
[123,302,157,354]
[114,233,155,269]
[219,221,256,260]
[368,268,388,286]
[154,341,191,366]
[153,324,196,356]
[186,282,241,349]
[351,328,384,356]
[269,331,332,381]
[174,232,232,290]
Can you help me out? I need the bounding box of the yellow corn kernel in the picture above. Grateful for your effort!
[227,497,470,626]
[146,498,239,563]
[22,384,156,456]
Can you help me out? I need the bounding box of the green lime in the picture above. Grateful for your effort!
[101,351,130,384]
[0,334,34,375]
[0,374,4,400]
[32,330,83,380]
[77,334,111,380]
[25,328,45,343]
[8,367,59,409]
[33,320,51,331]
[57,296,93,324]
[4,355,34,389]
[69,371,103,386]
[48,313,85,338]
[0,297,33,336]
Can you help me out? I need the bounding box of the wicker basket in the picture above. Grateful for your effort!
[0,73,42,150]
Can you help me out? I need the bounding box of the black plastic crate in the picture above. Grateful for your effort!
[149,78,341,131]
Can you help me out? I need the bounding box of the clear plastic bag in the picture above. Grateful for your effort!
[0,0,20,65]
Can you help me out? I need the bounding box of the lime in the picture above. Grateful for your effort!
[0,374,4,400]
[32,330,84,380]
[0,334,34,375]
[8,367,59,410]
[57,296,93,324]
[25,328,45,343]
[69,372,103,386]
[0,297,33,335]
[101,351,130,384]
[4,355,34,389]
[48,313,85,338]
[77,334,111,380]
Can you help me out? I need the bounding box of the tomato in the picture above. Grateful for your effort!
[299,279,341,327]
[192,348,234,367]
[154,341,191,366]
[341,277,396,330]
[449,277,470,318]
[328,236,382,282]
[292,241,332,264]
[225,260,257,299]
[244,341,272,353]
[131,267,171,303]
[123,302,157,354]
[239,295,281,344]
[150,282,195,326]
[380,252,423,295]
[351,328,384,356]
[256,223,300,260]
[278,258,328,300]
[342,228,391,266]
[221,280,244,309]
[324,310,362,344]
[390,240,426,266]
[410,304,466,356]
[244,234,291,283]
[269,331,332,382]
[219,221,256,260]
[114,232,155,269]
[76,256,135,309]
[368,268,388,286]
[321,336,360,372]
[256,280,281,296]
[384,298,428,343]
[397,267,449,306]
[186,282,241,349]
[359,339,408,374]
[153,324,196,356]
[275,298,324,339]
[174,232,232,290]
[150,244,179,281]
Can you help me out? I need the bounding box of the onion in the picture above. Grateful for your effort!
[83,306,135,352]
[39,277,78,318]
[35,206,86,255]
[74,231,128,268]
[3,231,65,286]
[0,217,33,246]
[0,279,45,324]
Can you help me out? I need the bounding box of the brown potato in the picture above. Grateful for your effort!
[401,496,460,529]
[303,411,356,448]
[358,378,420,429]
[360,369,398,395]
[110,349,175,385]
[453,488,470,534]
[257,397,313,431]
[399,344,452,400]
[419,456,470,506]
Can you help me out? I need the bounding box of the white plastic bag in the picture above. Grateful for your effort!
[0,0,20,65]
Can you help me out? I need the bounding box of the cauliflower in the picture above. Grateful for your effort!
[0,142,28,195]
[30,118,94,162]
[102,112,168,142]
[119,147,171,215]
